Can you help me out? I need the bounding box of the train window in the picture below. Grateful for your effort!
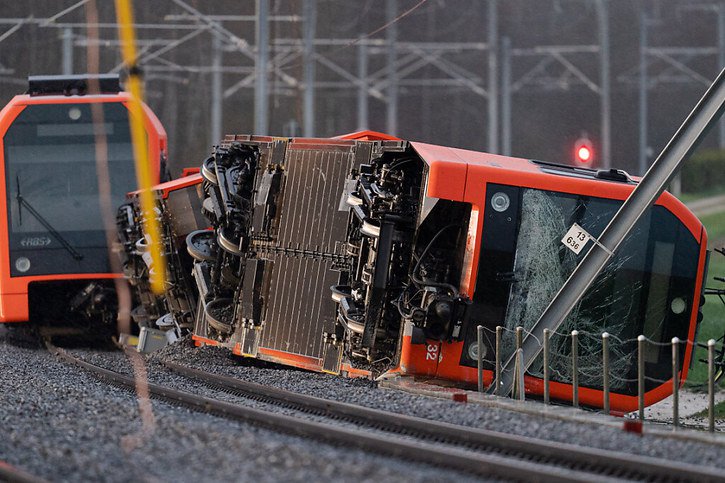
[4,102,136,276]
[37,122,113,137]
[467,184,699,395]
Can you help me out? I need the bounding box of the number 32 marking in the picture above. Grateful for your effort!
[425,343,439,361]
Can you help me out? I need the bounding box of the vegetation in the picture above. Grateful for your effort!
[686,209,725,388]
[679,187,725,204]
[694,400,725,419]
[681,149,725,195]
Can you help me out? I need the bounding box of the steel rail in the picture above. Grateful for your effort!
[46,345,600,483]
[46,340,723,483]
[0,461,47,483]
[163,361,724,483]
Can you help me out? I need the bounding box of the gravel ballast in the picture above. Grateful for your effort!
[146,337,725,470]
[0,326,485,483]
[3,326,725,481]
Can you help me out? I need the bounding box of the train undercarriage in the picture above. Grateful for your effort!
[178,135,473,376]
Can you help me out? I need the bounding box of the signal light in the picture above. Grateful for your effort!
[574,136,594,165]
[577,145,592,162]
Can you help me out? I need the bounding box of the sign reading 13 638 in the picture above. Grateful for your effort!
[561,223,591,255]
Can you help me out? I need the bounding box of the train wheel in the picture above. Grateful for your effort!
[204,298,234,334]
[217,228,242,256]
[186,229,217,261]
[201,157,218,185]
[330,285,352,303]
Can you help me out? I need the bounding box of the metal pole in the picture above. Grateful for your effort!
[543,328,550,405]
[602,332,610,415]
[514,326,523,400]
[477,325,484,393]
[210,35,222,146]
[490,69,725,398]
[515,349,525,401]
[708,339,716,433]
[487,0,498,153]
[302,0,316,137]
[255,0,269,134]
[638,335,645,421]
[639,12,648,176]
[385,0,398,135]
[571,330,579,408]
[495,326,502,396]
[357,42,368,131]
[672,337,679,429]
[62,27,73,75]
[501,36,511,156]
[717,3,725,149]
[597,0,611,169]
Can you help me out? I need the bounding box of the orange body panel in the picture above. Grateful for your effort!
[0,93,166,322]
[129,173,202,200]
[180,167,201,178]
[334,130,402,141]
[193,333,374,379]
[400,141,707,412]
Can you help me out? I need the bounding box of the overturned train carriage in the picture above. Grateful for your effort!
[126,132,708,412]
[118,172,205,337]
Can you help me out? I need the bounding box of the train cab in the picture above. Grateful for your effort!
[0,74,166,323]
[383,143,707,411]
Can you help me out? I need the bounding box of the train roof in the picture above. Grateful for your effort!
[6,91,135,106]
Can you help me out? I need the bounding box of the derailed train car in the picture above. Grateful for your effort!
[123,131,707,412]
[117,170,205,347]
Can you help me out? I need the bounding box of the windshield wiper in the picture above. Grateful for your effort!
[16,176,84,261]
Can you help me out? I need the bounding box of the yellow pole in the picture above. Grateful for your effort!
[114,0,165,294]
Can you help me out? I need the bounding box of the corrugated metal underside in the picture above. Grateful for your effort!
[261,146,354,358]
[223,137,374,361]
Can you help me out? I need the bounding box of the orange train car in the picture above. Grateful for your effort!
[117,171,204,334]
[0,74,166,324]
[127,132,706,412]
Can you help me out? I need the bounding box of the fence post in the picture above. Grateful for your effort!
[495,326,503,396]
[515,348,525,401]
[477,325,484,393]
[602,332,610,415]
[543,328,551,405]
[709,339,716,433]
[672,337,679,429]
[513,326,523,399]
[572,330,579,408]
[638,335,645,421]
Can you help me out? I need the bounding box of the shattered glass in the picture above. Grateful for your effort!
[501,188,663,391]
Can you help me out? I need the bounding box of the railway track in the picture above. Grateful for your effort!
[46,342,723,483]
[0,460,46,483]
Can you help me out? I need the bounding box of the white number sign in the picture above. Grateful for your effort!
[561,223,590,255]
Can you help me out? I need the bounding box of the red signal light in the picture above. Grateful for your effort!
[577,145,591,162]
[574,137,594,165]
